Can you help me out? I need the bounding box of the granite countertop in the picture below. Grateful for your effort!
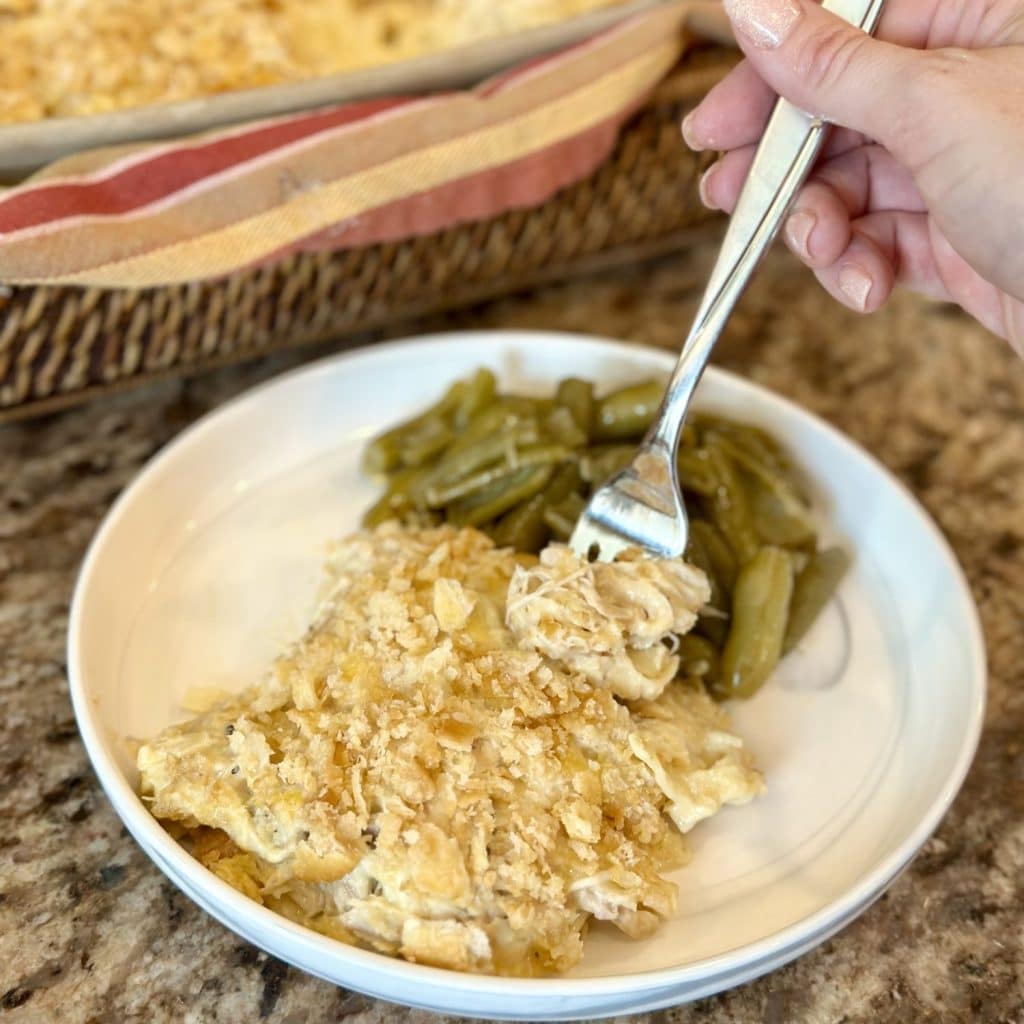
[1,240,1022,1023]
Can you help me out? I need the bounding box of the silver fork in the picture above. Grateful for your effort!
[570,0,886,563]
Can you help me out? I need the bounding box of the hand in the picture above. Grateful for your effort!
[683,0,1024,354]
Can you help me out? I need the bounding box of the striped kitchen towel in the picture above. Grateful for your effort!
[0,2,718,289]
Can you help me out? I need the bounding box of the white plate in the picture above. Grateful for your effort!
[68,331,985,1020]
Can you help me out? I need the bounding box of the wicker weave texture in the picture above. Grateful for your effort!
[0,52,732,420]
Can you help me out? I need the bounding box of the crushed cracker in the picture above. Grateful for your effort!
[138,523,762,975]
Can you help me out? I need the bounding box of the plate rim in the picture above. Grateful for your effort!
[67,329,987,1002]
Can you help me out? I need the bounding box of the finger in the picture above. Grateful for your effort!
[814,145,927,218]
[698,146,756,211]
[812,229,895,315]
[782,181,852,268]
[684,59,869,156]
[720,0,929,155]
[860,210,1024,350]
[682,60,775,151]
[698,151,854,271]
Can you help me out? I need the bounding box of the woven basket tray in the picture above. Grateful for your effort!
[0,47,735,421]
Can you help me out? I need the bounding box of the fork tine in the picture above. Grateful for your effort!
[569,518,634,563]
[569,447,688,562]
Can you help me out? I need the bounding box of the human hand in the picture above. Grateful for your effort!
[683,0,1024,354]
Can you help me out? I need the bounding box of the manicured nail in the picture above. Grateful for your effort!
[698,165,719,209]
[723,0,802,49]
[681,111,702,150]
[784,210,816,261]
[839,264,873,311]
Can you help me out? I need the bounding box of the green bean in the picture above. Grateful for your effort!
[783,546,850,653]
[448,464,555,527]
[677,447,718,496]
[423,422,541,492]
[555,378,595,439]
[684,527,730,645]
[580,445,634,485]
[594,379,665,441]
[543,461,585,505]
[493,460,586,550]
[361,465,421,526]
[688,520,738,593]
[545,406,588,449]
[701,439,761,565]
[425,445,570,507]
[492,495,549,553]
[453,368,497,429]
[362,492,399,528]
[676,633,721,684]
[718,546,794,699]
[362,380,465,474]
[695,414,789,468]
[398,419,455,468]
[709,432,815,548]
[749,482,817,549]
[543,493,586,541]
[699,417,809,500]
[445,402,532,460]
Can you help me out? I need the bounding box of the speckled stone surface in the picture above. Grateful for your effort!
[2,240,1022,1024]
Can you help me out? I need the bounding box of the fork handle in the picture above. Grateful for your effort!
[646,0,887,454]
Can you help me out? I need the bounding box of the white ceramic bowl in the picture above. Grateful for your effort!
[69,332,985,1019]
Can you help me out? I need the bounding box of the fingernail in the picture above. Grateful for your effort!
[839,264,873,311]
[698,165,719,209]
[784,210,816,260]
[681,111,702,150]
[723,0,802,49]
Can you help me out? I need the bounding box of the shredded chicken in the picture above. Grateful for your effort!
[138,523,762,976]
[507,544,712,700]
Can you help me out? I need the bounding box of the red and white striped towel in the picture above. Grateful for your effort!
[0,2,705,289]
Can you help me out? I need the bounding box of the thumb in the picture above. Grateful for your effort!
[721,0,924,149]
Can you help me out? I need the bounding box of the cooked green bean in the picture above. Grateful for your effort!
[783,546,850,653]
[580,445,635,485]
[683,527,729,645]
[398,419,456,468]
[361,465,421,526]
[362,380,466,474]
[688,520,738,593]
[708,431,815,548]
[543,461,585,506]
[545,406,588,449]
[445,402,532,460]
[749,482,817,549]
[492,495,549,553]
[593,379,665,441]
[695,414,789,469]
[698,416,809,500]
[453,368,497,429]
[556,377,595,439]
[491,460,585,551]
[543,493,587,541]
[676,633,721,683]
[426,444,570,507]
[448,464,555,527]
[701,439,761,565]
[676,447,718,496]
[425,422,541,491]
[718,546,794,699]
